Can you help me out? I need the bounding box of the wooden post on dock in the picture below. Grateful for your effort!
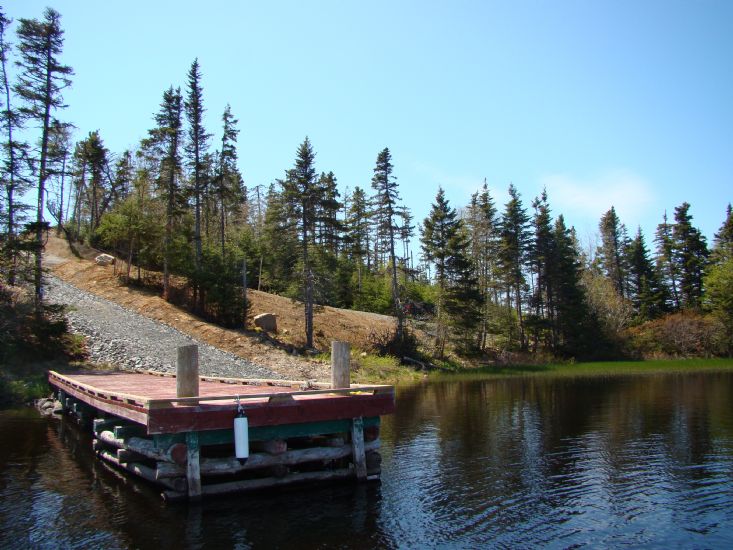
[331,341,351,389]
[177,345,199,398]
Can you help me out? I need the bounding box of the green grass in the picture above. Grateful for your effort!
[0,371,53,407]
[321,348,733,385]
[350,354,425,384]
[432,358,733,382]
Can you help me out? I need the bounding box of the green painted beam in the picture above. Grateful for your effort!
[153,417,381,448]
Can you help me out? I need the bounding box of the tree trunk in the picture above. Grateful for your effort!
[34,59,53,311]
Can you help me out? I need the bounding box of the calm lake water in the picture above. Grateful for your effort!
[1,371,733,549]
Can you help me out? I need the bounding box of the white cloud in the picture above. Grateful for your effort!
[538,170,656,230]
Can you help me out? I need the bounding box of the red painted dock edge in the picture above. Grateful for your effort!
[48,371,396,435]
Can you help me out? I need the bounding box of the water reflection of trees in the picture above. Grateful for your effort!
[381,373,733,542]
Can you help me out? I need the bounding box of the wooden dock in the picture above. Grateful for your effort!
[49,367,394,501]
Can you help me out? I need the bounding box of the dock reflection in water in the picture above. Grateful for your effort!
[2,371,733,548]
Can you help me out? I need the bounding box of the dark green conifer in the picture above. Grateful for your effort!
[371,147,404,339]
[711,204,733,263]
[598,206,629,298]
[14,7,73,306]
[464,181,500,349]
[1,9,33,284]
[626,227,667,320]
[282,137,319,348]
[498,184,530,349]
[184,59,210,309]
[672,202,708,309]
[146,86,183,300]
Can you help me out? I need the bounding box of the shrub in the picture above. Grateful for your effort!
[367,326,419,358]
[626,311,726,358]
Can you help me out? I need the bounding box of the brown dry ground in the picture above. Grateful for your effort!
[44,236,396,381]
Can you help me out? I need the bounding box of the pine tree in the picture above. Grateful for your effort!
[551,216,592,356]
[260,182,297,293]
[315,171,342,253]
[672,202,708,309]
[597,206,628,298]
[421,187,459,356]
[0,9,32,284]
[498,184,530,349]
[45,119,73,234]
[14,7,73,306]
[655,211,681,310]
[711,204,733,263]
[77,130,109,233]
[397,205,414,274]
[444,222,482,354]
[213,104,241,258]
[145,87,183,300]
[282,137,319,348]
[528,190,554,351]
[465,180,500,349]
[184,59,210,306]
[344,186,371,292]
[371,147,404,339]
[112,149,134,201]
[626,227,667,320]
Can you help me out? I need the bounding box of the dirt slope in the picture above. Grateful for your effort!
[45,236,396,380]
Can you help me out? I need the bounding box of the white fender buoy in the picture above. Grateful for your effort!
[234,398,249,464]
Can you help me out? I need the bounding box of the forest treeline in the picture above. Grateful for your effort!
[1,7,732,364]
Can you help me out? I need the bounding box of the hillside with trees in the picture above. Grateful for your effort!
[1,6,732,373]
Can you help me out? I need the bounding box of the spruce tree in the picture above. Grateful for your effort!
[14,7,73,306]
[397,205,415,274]
[626,227,667,320]
[672,202,708,309]
[345,186,371,292]
[498,184,530,349]
[214,104,241,258]
[45,120,72,235]
[145,86,183,300]
[282,137,319,348]
[528,190,554,351]
[260,182,298,293]
[371,147,404,339]
[184,59,210,307]
[655,211,681,310]
[598,206,628,298]
[421,187,459,356]
[445,223,482,354]
[0,9,32,284]
[465,181,500,349]
[315,171,342,253]
[77,130,109,233]
[551,216,591,356]
[711,204,733,263]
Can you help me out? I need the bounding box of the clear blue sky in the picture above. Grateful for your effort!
[11,0,733,249]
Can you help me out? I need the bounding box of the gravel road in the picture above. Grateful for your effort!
[44,274,280,379]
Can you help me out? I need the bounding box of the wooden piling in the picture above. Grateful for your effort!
[186,432,202,501]
[177,345,199,398]
[331,341,351,389]
[351,416,367,481]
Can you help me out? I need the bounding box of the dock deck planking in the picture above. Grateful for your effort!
[49,370,395,434]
